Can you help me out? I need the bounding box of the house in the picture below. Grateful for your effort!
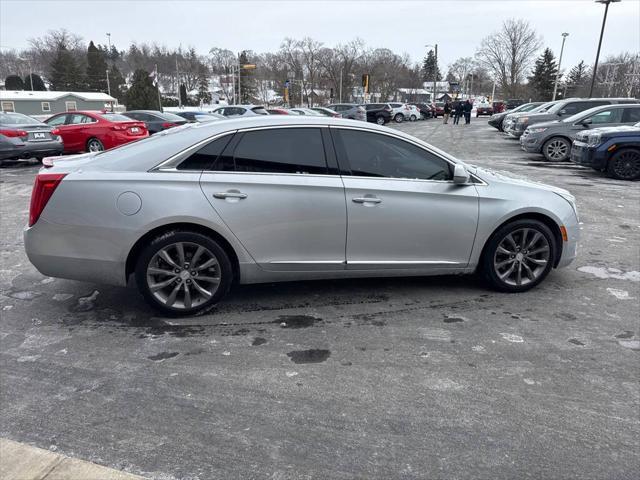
[398,88,432,103]
[0,91,117,117]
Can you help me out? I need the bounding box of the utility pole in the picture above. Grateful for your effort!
[176,56,182,108]
[339,68,343,103]
[106,68,111,97]
[552,32,569,100]
[589,0,620,97]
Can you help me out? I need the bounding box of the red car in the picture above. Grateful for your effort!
[44,111,148,153]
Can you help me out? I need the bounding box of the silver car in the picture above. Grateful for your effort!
[24,116,579,316]
[211,105,269,117]
[327,104,366,122]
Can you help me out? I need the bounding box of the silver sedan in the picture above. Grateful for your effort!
[24,116,579,315]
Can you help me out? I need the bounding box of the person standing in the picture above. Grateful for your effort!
[463,99,472,125]
[453,100,463,125]
[443,101,451,124]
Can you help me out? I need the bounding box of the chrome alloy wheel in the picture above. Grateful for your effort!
[87,138,104,152]
[146,242,221,310]
[493,228,550,286]
[544,139,569,161]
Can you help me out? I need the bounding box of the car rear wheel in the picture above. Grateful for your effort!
[86,138,104,152]
[375,116,386,125]
[542,137,571,162]
[394,113,404,123]
[481,219,556,293]
[409,114,417,121]
[606,148,640,180]
[135,231,233,316]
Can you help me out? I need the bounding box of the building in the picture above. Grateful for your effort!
[0,91,117,117]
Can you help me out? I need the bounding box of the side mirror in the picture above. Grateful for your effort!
[580,118,592,126]
[453,164,470,184]
[558,109,567,116]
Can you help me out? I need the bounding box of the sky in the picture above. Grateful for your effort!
[1,0,639,72]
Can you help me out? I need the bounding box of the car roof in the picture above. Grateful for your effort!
[67,115,460,173]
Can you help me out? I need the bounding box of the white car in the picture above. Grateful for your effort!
[388,103,413,123]
[406,105,422,121]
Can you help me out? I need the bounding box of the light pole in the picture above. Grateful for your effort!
[425,44,438,104]
[18,56,34,90]
[589,0,621,97]
[552,32,569,100]
[105,33,112,100]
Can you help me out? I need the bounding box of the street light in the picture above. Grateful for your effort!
[425,44,438,104]
[552,32,569,100]
[589,0,621,97]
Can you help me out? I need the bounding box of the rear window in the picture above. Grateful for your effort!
[0,112,41,125]
[161,112,187,122]
[251,107,268,115]
[99,113,135,122]
[178,134,234,171]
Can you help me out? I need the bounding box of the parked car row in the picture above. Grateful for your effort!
[488,97,640,180]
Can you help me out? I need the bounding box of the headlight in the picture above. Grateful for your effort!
[587,133,602,147]
[517,117,528,124]
[528,127,547,134]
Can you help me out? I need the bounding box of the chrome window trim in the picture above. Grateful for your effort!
[150,130,238,171]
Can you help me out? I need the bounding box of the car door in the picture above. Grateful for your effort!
[56,113,88,152]
[199,126,347,271]
[331,127,479,270]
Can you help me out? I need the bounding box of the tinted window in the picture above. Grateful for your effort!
[589,108,623,124]
[99,113,135,122]
[622,107,640,123]
[251,107,268,115]
[178,134,234,171]
[559,101,608,116]
[161,112,187,122]
[0,112,42,125]
[69,114,95,124]
[232,128,328,174]
[126,112,150,121]
[45,114,67,126]
[334,129,452,181]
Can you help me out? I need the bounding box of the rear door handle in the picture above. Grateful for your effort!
[352,197,382,204]
[213,192,248,199]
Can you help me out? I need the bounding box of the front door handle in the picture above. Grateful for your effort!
[352,197,382,204]
[213,191,248,199]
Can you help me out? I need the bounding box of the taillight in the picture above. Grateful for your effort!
[111,124,126,131]
[50,128,60,135]
[0,129,27,138]
[162,122,177,128]
[29,173,66,227]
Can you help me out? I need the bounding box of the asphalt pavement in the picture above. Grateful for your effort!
[0,116,638,480]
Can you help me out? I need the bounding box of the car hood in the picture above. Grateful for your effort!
[468,164,573,198]
[585,125,640,135]
[527,119,564,129]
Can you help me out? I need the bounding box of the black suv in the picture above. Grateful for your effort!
[361,103,392,125]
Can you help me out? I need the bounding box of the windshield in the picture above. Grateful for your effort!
[0,112,42,125]
[515,103,541,113]
[531,102,556,113]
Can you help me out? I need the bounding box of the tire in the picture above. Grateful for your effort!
[606,148,640,180]
[86,138,104,152]
[542,137,571,162]
[410,114,417,122]
[394,113,404,123]
[375,115,386,125]
[135,231,233,316]
[481,219,556,293]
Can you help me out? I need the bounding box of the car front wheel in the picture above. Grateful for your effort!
[542,137,571,162]
[135,231,233,316]
[376,116,386,125]
[606,148,640,180]
[481,219,556,293]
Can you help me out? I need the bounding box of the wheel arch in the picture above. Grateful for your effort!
[478,212,564,269]
[125,222,240,284]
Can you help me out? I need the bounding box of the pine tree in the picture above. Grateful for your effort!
[238,51,256,103]
[108,65,127,102]
[196,66,212,105]
[5,75,24,90]
[565,61,590,97]
[125,69,159,110]
[528,48,558,101]
[49,45,84,91]
[24,73,47,90]
[422,50,441,82]
[86,41,108,92]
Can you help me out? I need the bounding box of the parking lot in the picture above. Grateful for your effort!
[0,117,638,479]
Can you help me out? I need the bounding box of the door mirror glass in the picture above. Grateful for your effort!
[453,164,470,184]
[558,109,567,116]
[580,117,592,126]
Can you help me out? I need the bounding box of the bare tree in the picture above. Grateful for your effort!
[476,18,542,98]
[593,52,640,98]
